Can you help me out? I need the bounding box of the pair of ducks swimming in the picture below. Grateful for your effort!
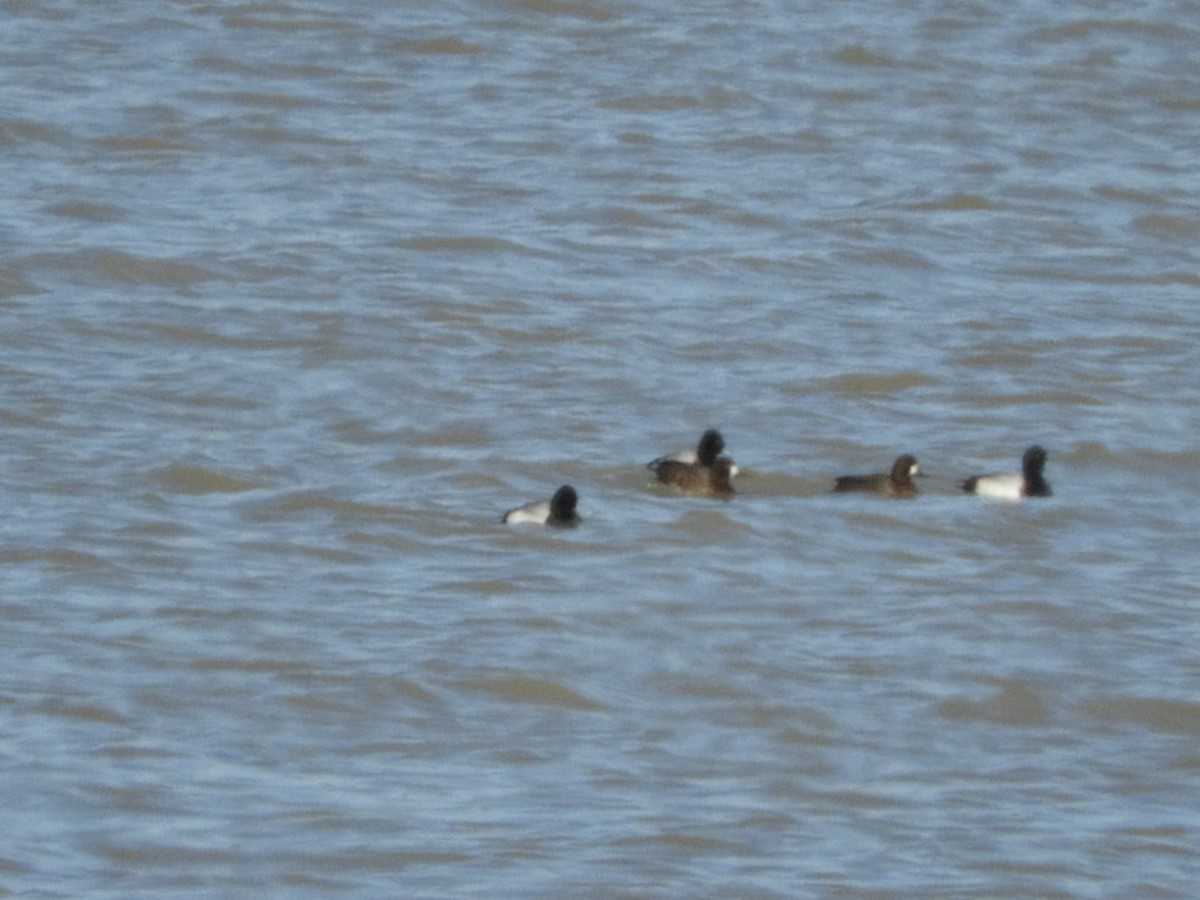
[503,430,1052,526]
[831,445,1051,499]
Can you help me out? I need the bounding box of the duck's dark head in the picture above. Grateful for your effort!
[1022,445,1047,476]
[892,454,920,483]
[549,485,579,524]
[696,429,726,467]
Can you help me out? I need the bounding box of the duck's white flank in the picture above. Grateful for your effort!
[502,500,552,524]
[969,473,1025,500]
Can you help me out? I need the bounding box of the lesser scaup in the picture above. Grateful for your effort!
[502,485,580,526]
[649,428,724,468]
[648,428,740,476]
[834,454,921,498]
[651,454,735,496]
[962,445,1051,499]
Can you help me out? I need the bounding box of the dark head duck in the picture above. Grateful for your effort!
[502,485,581,525]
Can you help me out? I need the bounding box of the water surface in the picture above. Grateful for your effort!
[3,1,1200,896]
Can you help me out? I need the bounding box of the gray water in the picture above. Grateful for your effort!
[4,1,1200,897]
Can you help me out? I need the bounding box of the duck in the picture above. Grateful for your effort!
[833,454,921,498]
[502,485,580,526]
[649,428,725,470]
[961,445,1051,499]
[648,428,739,477]
[651,455,735,496]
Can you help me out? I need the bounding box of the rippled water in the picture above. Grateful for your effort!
[4,1,1200,896]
